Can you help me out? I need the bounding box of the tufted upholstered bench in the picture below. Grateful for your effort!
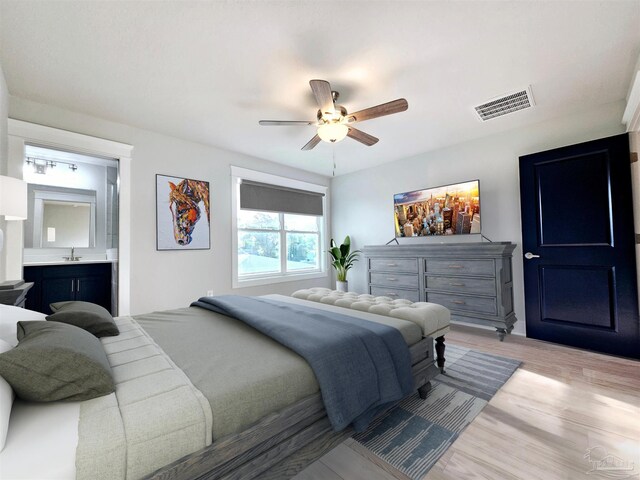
[292,287,451,375]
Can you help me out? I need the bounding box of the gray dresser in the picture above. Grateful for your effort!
[363,242,517,340]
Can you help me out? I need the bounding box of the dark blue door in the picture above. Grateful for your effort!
[519,133,639,358]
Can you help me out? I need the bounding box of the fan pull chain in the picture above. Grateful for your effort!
[332,146,336,177]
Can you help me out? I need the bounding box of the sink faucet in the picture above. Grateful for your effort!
[63,246,82,262]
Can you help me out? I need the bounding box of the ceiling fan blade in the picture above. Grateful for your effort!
[346,98,408,123]
[259,120,315,126]
[347,127,379,146]
[301,134,322,151]
[309,79,335,116]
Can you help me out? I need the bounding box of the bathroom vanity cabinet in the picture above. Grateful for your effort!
[23,262,112,314]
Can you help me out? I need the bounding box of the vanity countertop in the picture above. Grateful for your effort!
[23,259,116,266]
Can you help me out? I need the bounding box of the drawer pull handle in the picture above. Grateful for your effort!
[386,293,399,297]
[448,265,464,269]
[387,277,397,281]
[386,263,397,267]
[450,282,465,287]
[451,300,466,305]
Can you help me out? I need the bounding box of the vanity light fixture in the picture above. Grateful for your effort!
[25,157,78,175]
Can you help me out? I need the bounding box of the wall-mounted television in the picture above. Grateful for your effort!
[394,180,480,238]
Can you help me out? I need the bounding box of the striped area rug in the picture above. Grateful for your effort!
[353,344,520,480]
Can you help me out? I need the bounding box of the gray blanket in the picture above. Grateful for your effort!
[192,296,413,432]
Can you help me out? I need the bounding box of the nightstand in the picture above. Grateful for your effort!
[0,280,34,308]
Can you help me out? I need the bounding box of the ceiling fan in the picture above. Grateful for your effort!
[259,79,408,150]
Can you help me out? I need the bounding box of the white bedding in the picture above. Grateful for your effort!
[0,305,79,480]
[0,305,46,347]
[0,400,80,480]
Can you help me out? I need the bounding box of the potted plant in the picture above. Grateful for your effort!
[328,236,361,292]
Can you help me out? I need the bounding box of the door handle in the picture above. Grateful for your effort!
[77,279,80,293]
[524,252,540,260]
[71,280,74,294]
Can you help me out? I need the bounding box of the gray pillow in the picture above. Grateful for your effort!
[0,321,115,402]
[47,301,119,338]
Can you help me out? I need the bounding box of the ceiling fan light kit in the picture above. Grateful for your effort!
[317,123,349,143]
[259,79,408,150]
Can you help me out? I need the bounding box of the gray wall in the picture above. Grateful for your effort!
[0,64,8,281]
[330,101,627,335]
[9,96,332,315]
[0,65,7,174]
[8,93,631,332]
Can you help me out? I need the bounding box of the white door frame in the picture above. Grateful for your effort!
[7,119,133,315]
[623,64,640,312]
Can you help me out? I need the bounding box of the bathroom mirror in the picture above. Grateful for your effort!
[42,200,92,248]
[25,185,97,248]
[22,145,119,255]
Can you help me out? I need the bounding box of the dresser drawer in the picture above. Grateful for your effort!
[426,292,497,315]
[426,275,496,296]
[369,258,418,273]
[425,259,495,277]
[370,286,420,303]
[370,272,419,289]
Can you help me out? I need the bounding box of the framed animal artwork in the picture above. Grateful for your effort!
[156,174,211,250]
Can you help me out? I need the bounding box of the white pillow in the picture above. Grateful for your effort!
[0,305,46,347]
[0,338,14,452]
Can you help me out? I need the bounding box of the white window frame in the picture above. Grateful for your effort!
[231,166,327,288]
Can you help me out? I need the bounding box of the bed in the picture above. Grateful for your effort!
[0,294,447,480]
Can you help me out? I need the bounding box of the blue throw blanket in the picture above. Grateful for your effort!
[192,296,414,432]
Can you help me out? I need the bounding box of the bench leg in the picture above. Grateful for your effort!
[435,335,446,374]
[418,381,432,399]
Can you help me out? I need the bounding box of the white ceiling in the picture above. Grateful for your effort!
[1,1,639,177]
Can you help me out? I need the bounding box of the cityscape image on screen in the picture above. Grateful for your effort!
[394,180,480,237]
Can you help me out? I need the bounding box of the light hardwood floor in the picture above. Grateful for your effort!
[294,324,640,480]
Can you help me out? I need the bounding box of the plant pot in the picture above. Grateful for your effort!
[336,280,348,292]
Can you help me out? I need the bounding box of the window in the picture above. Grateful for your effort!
[232,167,327,287]
[237,211,321,276]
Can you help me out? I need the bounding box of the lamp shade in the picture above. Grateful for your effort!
[317,123,348,143]
[0,176,27,220]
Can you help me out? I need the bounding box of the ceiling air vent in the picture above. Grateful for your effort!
[474,86,535,121]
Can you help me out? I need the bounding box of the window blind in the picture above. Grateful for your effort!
[239,180,324,216]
